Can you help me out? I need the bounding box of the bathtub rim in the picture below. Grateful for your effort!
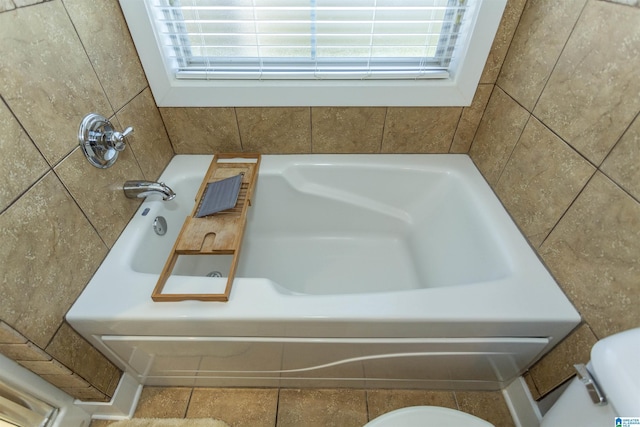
[67,154,580,349]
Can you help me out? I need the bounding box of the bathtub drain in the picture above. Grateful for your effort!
[206,271,223,277]
[153,216,167,236]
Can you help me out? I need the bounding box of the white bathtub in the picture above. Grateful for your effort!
[67,154,580,390]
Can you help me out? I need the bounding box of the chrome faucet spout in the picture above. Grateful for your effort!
[123,180,176,201]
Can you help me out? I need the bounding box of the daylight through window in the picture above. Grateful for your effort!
[149,0,472,80]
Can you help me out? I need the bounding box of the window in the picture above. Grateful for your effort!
[120,0,506,106]
[153,0,468,80]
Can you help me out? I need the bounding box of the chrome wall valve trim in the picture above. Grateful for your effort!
[79,113,134,168]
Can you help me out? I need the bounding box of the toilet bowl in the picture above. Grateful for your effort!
[365,405,493,427]
[365,327,640,427]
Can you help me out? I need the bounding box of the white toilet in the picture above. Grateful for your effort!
[365,327,640,427]
[365,405,492,427]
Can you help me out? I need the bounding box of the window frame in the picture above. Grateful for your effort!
[119,0,507,107]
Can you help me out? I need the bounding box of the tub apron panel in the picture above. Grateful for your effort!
[100,335,549,389]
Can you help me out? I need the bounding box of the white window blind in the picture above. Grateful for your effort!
[148,0,473,80]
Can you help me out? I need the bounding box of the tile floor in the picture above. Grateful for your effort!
[90,387,516,427]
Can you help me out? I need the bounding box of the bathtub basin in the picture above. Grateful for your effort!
[67,154,580,389]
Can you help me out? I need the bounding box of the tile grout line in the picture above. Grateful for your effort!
[364,389,371,422]
[274,388,281,427]
[59,0,115,115]
[183,387,194,419]
[529,0,589,114]
[378,107,388,153]
[452,390,460,410]
[0,95,51,216]
[466,84,497,155]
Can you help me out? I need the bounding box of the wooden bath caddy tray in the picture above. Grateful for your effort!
[152,153,261,302]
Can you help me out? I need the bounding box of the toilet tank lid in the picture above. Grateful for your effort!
[591,327,640,416]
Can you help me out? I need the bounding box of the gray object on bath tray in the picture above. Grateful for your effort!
[195,174,243,217]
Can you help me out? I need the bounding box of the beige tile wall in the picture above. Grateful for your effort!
[471,0,640,397]
[0,0,174,400]
[161,0,527,156]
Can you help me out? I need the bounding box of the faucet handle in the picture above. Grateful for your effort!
[110,126,134,152]
[104,126,133,161]
[121,126,134,138]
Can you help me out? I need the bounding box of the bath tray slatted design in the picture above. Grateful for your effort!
[152,153,261,302]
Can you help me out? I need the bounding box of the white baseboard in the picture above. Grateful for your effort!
[74,373,142,420]
[503,376,542,427]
